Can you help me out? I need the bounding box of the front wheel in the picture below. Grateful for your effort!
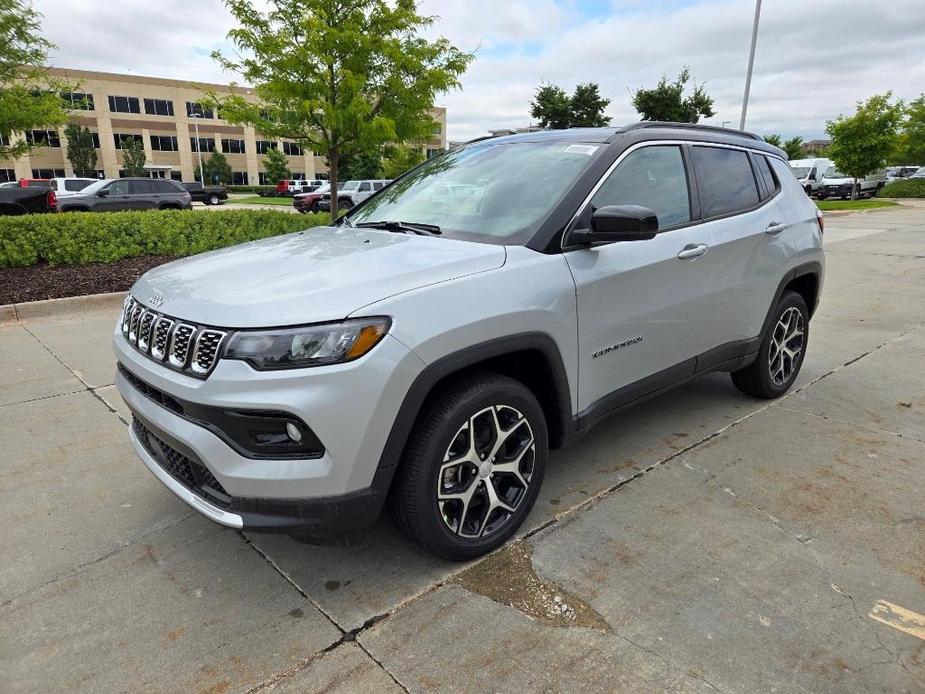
[208,194,220,205]
[389,373,548,560]
[731,290,808,399]
[337,199,351,211]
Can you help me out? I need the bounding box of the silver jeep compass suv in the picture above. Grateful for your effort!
[115,123,824,560]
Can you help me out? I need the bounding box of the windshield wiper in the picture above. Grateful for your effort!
[354,220,442,235]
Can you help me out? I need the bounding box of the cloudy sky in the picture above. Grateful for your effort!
[35,0,925,142]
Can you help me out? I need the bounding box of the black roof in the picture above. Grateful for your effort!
[469,122,785,157]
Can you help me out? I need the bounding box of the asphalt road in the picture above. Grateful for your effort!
[1,203,923,693]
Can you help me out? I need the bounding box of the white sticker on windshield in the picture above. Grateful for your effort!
[564,144,599,156]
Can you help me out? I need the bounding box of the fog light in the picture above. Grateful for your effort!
[286,422,303,442]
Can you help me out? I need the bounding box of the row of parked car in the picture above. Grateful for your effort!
[0,177,227,215]
[291,179,392,213]
[789,159,924,200]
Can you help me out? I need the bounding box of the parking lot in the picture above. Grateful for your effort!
[1,203,923,693]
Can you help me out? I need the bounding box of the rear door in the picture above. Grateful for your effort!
[690,146,791,356]
[128,179,157,210]
[565,143,720,415]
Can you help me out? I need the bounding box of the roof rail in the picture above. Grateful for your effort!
[624,121,764,142]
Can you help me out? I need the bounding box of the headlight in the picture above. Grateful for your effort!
[224,317,390,370]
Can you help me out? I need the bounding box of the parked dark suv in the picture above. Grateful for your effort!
[56,178,192,212]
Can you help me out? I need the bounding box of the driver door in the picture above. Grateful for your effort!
[95,179,131,211]
[565,144,722,416]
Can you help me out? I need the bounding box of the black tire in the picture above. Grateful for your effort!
[731,290,809,399]
[388,373,548,560]
[337,199,351,211]
[209,194,220,205]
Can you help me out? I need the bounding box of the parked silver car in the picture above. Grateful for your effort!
[115,124,824,559]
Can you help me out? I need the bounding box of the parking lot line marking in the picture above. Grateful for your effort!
[868,600,925,641]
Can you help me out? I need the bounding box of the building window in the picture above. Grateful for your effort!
[282,141,302,156]
[186,102,214,119]
[113,133,144,149]
[222,138,246,154]
[26,129,61,147]
[426,148,443,160]
[0,169,15,182]
[90,133,101,148]
[150,135,179,151]
[170,171,183,181]
[31,168,65,178]
[0,133,9,147]
[231,171,249,185]
[190,137,216,153]
[144,98,175,117]
[431,122,442,135]
[62,92,95,110]
[94,170,105,179]
[108,95,140,114]
[255,140,277,154]
[258,172,273,185]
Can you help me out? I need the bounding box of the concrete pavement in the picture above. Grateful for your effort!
[1,203,923,692]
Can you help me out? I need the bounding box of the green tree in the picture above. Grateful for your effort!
[211,0,471,209]
[763,134,783,148]
[530,82,610,129]
[894,93,925,164]
[530,84,571,129]
[782,136,804,160]
[262,145,290,183]
[826,92,905,199]
[64,123,97,176]
[202,150,233,184]
[381,145,425,179]
[121,137,146,176]
[632,67,715,123]
[0,0,70,160]
[569,83,611,127]
[339,147,382,180]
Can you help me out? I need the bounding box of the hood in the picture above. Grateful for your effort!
[131,226,506,327]
[822,176,853,185]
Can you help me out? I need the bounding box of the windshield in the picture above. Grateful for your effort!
[824,167,848,179]
[347,142,601,243]
[790,166,810,178]
[77,179,111,195]
[340,181,359,191]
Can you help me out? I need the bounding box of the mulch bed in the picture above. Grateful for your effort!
[0,255,177,305]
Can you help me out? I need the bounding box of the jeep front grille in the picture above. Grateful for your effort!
[120,296,226,378]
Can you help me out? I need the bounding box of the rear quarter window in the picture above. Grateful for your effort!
[753,155,778,199]
[64,180,92,192]
[691,146,760,218]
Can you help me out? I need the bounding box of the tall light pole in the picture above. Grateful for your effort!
[191,113,205,183]
[739,0,762,130]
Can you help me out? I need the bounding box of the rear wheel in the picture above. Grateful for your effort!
[208,194,220,205]
[731,291,808,399]
[337,199,351,211]
[389,373,548,560]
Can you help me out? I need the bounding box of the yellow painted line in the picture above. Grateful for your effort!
[868,599,925,641]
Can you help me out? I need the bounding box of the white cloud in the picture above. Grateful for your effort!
[34,0,925,142]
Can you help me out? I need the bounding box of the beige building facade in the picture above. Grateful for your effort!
[0,67,448,184]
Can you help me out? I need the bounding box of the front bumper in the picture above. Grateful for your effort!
[114,325,425,534]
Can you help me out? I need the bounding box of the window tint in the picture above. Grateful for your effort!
[129,180,154,195]
[359,182,371,191]
[108,95,140,114]
[373,182,384,190]
[108,180,130,195]
[753,155,778,199]
[692,146,760,217]
[591,145,691,228]
[64,180,92,192]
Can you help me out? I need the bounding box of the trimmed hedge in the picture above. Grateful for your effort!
[227,185,276,194]
[879,179,925,198]
[0,209,330,268]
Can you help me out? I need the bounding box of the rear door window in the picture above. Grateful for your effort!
[64,179,92,192]
[691,146,760,218]
[129,180,155,195]
[359,182,371,192]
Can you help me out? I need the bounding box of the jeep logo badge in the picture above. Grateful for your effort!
[149,290,166,308]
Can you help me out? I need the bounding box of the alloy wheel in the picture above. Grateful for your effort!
[768,306,804,386]
[437,405,535,539]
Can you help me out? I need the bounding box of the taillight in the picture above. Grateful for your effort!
[47,190,57,208]
[816,209,824,235]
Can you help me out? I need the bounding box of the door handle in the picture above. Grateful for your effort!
[766,221,789,234]
[677,243,708,260]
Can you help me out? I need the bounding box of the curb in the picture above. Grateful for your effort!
[0,290,126,325]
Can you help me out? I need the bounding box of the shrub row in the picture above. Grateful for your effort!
[226,185,277,194]
[879,179,925,198]
[0,209,330,268]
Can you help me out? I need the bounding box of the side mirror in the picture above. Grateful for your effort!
[569,205,659,245]
[96,189,110,197]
